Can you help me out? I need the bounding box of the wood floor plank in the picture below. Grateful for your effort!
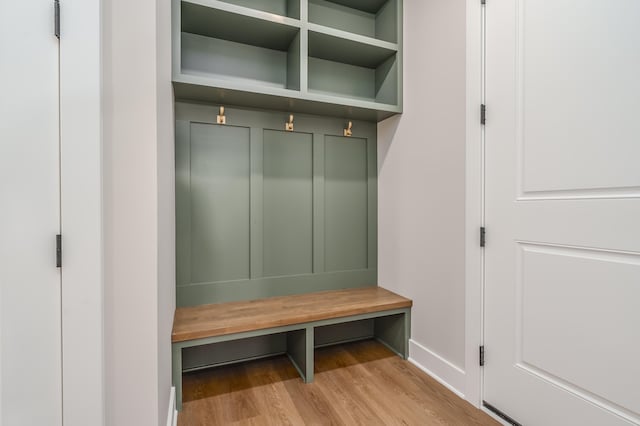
[178,340,498,426]
[245,360,306,426]
[172,287,411,342]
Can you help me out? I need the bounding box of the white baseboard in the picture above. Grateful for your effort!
[408,339,466,399]
[166,386,178,426]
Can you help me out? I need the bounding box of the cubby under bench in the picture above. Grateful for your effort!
[171,286,412,410]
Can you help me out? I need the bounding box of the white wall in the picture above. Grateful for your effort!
[156,0,176,422]
[60,0,104,424]
[103,0,174,423]
[378,0,468,395]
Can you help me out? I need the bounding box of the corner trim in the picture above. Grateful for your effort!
[408,339,466,399]
[464,0,485,408]
[167,386,177,426]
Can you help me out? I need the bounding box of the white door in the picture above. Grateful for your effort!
[484,1,640,425]
[0,1,62,425]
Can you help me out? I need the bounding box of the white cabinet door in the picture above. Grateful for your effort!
[0,1,62,425]
[484,1,640,425]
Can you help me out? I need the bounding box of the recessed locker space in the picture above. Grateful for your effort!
[174,103,378,307]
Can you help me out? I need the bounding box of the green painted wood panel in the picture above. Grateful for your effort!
[175,104,378,307]
[314,319,374,347]
[375,0,398,43]
[324,135,368,272]
[173,80,400,121]
[177,270,376,307]
[287,0,301,20]
[182,333,286,370]
[307,52,397,104]
[181,2,300,50]
[308,57,375,101]
[286,33,301,91]
[181,33,291,89]
[374,311,410,359]
[375,54,398,105]
[215,0,299,18]
[366,134,378,270]
[263,130,314,277]
[189,123,251,283]
[180,320,374,372]
[321,0,388,14]
[309,0,376,39]
[308,30,396,69]
[286,328,311,381]
[173,0,403,121]
[175,121,192,287]
[249,128,264,279]
[308,0,398,43]
[312,133,325,273]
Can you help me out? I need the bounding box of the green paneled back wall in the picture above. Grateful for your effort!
[175,102,377,307]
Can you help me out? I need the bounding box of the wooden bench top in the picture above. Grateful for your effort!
[172,287,412,343]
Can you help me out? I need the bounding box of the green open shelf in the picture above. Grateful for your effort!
[308,0,397,43]
[172,0,403,121]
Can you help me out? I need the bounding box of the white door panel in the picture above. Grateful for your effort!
[518,244,640,413]
[484,0,640,425]
[0,1,62,425]
[518,2,640,196]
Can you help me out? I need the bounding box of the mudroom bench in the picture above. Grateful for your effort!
[171,286,412,410]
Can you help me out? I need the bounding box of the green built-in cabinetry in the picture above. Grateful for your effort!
[172,0,402,121]
[175,103,377,307]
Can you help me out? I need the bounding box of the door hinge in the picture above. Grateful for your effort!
[56,234,62,268]
[480,104,486,125]
[480,227,486,247]
[54,0,60,38]
[479,345,485,366]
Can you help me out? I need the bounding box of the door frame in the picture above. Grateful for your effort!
[464,0,484,410]
[59,0,104,424]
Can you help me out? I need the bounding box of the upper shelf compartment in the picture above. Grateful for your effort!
[178,0,301,91]
[308,0,397,43]
[172,0,403,121]
[308,30,398,105]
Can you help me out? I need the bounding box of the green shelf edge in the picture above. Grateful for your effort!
[184,0,302,28]
[173,78,401,122]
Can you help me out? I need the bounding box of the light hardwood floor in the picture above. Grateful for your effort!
[178,340,498,425]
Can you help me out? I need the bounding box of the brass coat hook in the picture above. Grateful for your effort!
[344,121,353,137]
[217,106,226,124]
[285,114,294,131]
